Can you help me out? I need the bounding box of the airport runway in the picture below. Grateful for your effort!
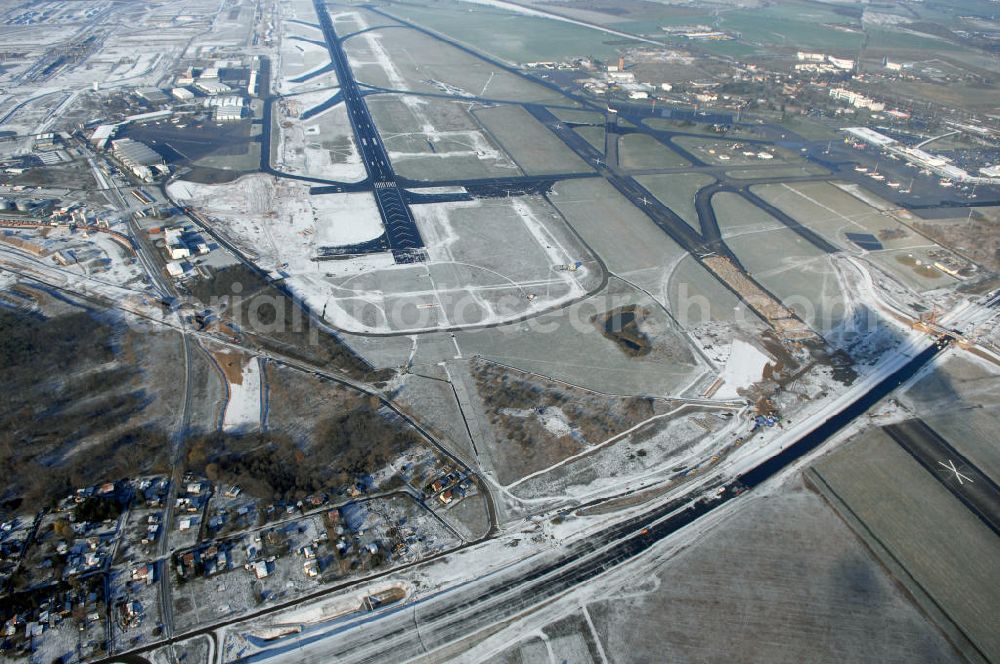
[311,0,425,263]
[883,418,1000,535]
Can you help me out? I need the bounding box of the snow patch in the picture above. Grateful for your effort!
[224,357,262,431]
[167,176,387,282]
[500,406,574,438]
[312,193,384,246]
[715,339,771,399]
[274,97,367,182]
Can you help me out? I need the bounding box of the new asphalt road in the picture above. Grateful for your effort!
[238,340,948,664]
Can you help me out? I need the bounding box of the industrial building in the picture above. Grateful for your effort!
[796,52,854,71]
[172,87,194,101]
[136,88,170,104]
[34,133,58,150]
[124,110,173,124]
[89,110,173,152]
[164,227,190,259]
[194,80,231,95]
[109,138,165,182]
[843,126,897,148]
[204,96,243,109]
[205,95,244,122]
[829,87,885,112]
[89,124,116,149]
[213,105,242,122]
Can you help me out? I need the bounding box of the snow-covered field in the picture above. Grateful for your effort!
[276,28,338,94]
[715,339,771,399]
[168,175,384,271]
[170,177,595,334]
[223,356,262,431]
[273,98,366,182]
[313,193,384,245]
[308,197,593,333]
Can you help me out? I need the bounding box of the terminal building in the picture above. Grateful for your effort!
[842,127,991,183]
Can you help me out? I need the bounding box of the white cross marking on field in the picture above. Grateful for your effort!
[938,459,973,485]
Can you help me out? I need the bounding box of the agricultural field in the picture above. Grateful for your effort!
[716,3,865,52]
[884,78,1000,113]
[810,428,1000,663]
[899,355,1000,485]
[476,477,958,663]
[586,480,960,663]
[382,1,627,62]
